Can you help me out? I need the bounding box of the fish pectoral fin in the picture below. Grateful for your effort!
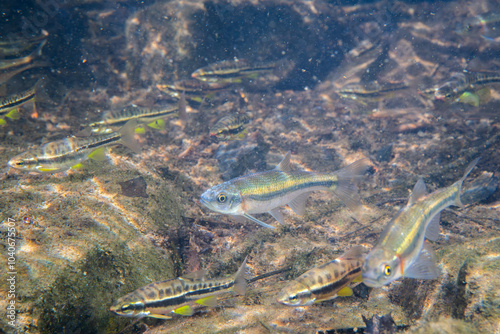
[456,91,480,107]
[269,208,285,225]
[288,192,311,216]
[408,178,428,206]
[352,275,363,283]
[88,147,107,161]
[149,313,172,320]
[172,305,194,316]
[70,163,85,170]
[425,212,441,242]
[243,213,276,229]
[37,167,62,173]
[6,108,20,120]
[195,296,218,307]
[147,118,165,130]
[134,126,146,134]
[404,243,440,279]
[337,286,353,297]
[0,118,6,126]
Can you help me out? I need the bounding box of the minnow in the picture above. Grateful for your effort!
[89,104,183,133]
[277,246,365,306]
[200,152,369,229]
[7,120,140,173]
[157,79,230,103]
[210,113,250,141]
[0,39,46,71]
[0,30,48,57]
[423,72,500,101]
[192,58,293,84]
[109,257,247,319]
[0,85,36,125]
[362,159,479,288]
[337,81,409,101]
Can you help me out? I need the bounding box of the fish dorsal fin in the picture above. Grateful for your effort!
[275,151,292,173]
[425,212,441,242]
[269,208,285,225]
[233,256,248,296]
[288,192,311,216]
[339,245,366,260]
[181,269,207,280]
[404,243,440,279]
[408,178,427,206]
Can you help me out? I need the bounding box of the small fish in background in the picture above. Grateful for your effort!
[337,80,409,104]
[0,30,48,58]
[8,120,141,174]
[191,58,295,88]
[110,257,247,319]
[277,246,366,306]
[156,79,231,103]
[362,158,479,288]
[457,12,500,36]
[200,151,369,229]
[0,83,37,125]
[88,103,183,134]
[210,113,250,141]
[421,71,500,105]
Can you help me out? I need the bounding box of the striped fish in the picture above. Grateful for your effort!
[0,85,36,125]
[362,158,479,288]
[109,258,247,319]
[89,103,183,133]
[337,81,408,102]
[157,79,230,103]
[210,113,250,141]
[423,72,500,101]
[200,152,369,229]
[277,246,365,306]
[7,120,140,173]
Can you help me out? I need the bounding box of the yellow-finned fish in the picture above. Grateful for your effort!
[200,151,369,229]
[277,246,365,306]
[89,104,183,133]
[157,79,231,103]
[362,158,479,288]
[210,113,250,141]
[109,258,247,319]
[7,120,140,173]
[0,84,37,125]
[422,72,500,101]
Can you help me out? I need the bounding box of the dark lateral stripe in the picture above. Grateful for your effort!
[310,267,361,297]
[143,280,234,309]
[0,92,35,113]
[78,135,121,151]
[247,179,335,202]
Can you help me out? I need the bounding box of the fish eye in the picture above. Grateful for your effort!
[217,193,227,203]
[383,265,391,276]
[289,295,297,302]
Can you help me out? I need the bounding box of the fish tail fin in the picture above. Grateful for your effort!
[233,256,248,296]
[119,120,142,154]
[29,39,47,59]
[455,158,480,207]
[330,158,370,213]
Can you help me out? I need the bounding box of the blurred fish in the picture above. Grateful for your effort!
[89,103,184,134]
[200,151,369,229]
[210,113,250,141]
[0,40,46,71]
[192,58,294,85]
[0,30,48,58]
[8,120,140,173]
[337,81,409,104]
[422,72,500,102]
[109,257,247,319]
[0,84,36,125]
[277,246,365,306]
[157,79,230,103]
[458,12,500,35]
[362,159,479,288]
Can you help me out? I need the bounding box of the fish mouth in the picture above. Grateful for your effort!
[360,276,379,288]
[199,197,210,208]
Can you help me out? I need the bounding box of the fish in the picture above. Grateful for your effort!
[157,79,231,103]
[0,84,37,125]
[109,257,247,319]
[423,72,500,101]
[210,113,250,141]
[337,81,409,102]
[0,31,48,58]
[88,103,184,133]
[277,246,365,306]
[200,151,369,229]
[7,120,141,173]
[0,39,46,71]
[458,12,500,35]
[361,158,479,288]
[191,58,294,85]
